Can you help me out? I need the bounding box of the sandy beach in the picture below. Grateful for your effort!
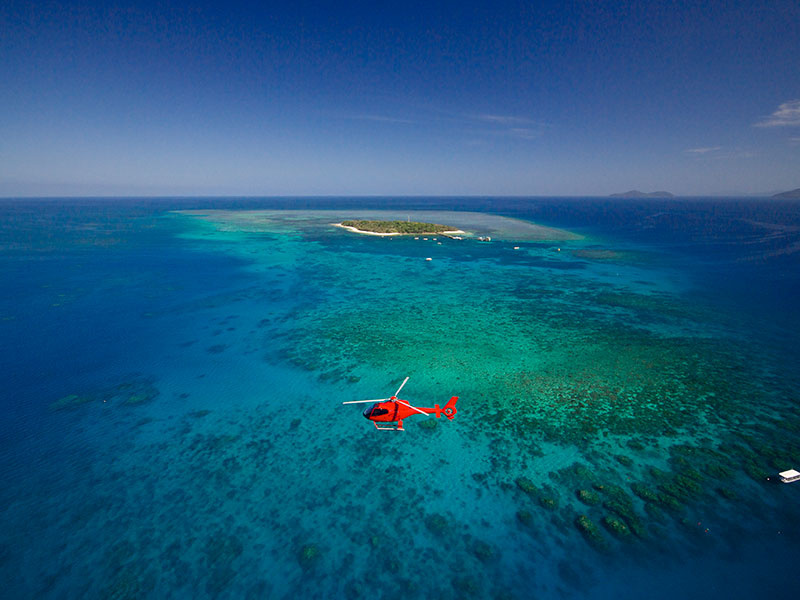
[333,222,466,236]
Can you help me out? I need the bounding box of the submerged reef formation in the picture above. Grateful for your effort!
[211,208,800,562]
[297,544,321,570]
[49,374,159,411]
[71,207,794,598]
[575,515,608,552]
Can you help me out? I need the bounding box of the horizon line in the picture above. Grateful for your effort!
[1,193,796,200]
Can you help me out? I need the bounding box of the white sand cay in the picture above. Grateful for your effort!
[332,222,466,236]
[333,223,399,236]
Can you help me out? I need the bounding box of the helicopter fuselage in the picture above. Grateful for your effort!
[363,396,458,430]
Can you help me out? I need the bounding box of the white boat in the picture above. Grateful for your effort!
[778,469,800,483]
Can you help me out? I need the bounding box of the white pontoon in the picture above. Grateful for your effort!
[778,469,800,483]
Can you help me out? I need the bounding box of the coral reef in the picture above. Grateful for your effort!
[717,487,737,500]
[630,483,660,503]
[50,375,160,411]
[516,510,533,526]
[602,516,631,540]
[49,394,93,411]
[471,540,495,563]
[297,544,321,570]
[614,454,634,467]
[515,477,537,495]
[101,565,155,600]
[575,515,608,552]
[424,514,448,536]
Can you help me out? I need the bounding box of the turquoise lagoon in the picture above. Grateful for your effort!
[1,197,799,599]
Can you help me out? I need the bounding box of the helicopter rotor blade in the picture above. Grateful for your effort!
[342,398,390,405]
[392,377,410,398]
[396,400,429,416]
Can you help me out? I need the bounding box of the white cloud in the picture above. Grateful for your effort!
[685,146,756,160]
[755,100,800,127]
[685,146,721,154]
[470,114,546,140]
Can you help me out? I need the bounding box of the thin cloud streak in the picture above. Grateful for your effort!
[685,146,721,154]
[338,109,547,141]
[754,100,800,127]
[475,114,541,126]
[469,114,547,141]
[684,145,756,160]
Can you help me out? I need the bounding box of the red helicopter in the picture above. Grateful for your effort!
[342,377,458,431]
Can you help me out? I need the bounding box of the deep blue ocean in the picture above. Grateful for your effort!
[1,197,799,599]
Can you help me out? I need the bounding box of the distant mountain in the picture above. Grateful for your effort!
[609,190,675,198]
[771,188,800,199]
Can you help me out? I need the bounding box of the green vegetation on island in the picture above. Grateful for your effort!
[340,219,455,234]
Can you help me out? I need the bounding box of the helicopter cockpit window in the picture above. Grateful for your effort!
[364,405,389,417]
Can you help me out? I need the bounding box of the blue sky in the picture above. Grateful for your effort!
[1,0,798,196]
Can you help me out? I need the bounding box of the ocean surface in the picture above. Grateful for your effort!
[1,196,799,599]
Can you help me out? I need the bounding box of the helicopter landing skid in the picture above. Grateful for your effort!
[374,420,405,431]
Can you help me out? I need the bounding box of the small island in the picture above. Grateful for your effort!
[772,188,800,199]
[610,190,675,198]
[335,220,465,236]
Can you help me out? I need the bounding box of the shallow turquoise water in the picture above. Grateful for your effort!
[1,198,799,599]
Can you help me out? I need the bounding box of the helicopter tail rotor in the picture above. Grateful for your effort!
[437,396,458,419]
